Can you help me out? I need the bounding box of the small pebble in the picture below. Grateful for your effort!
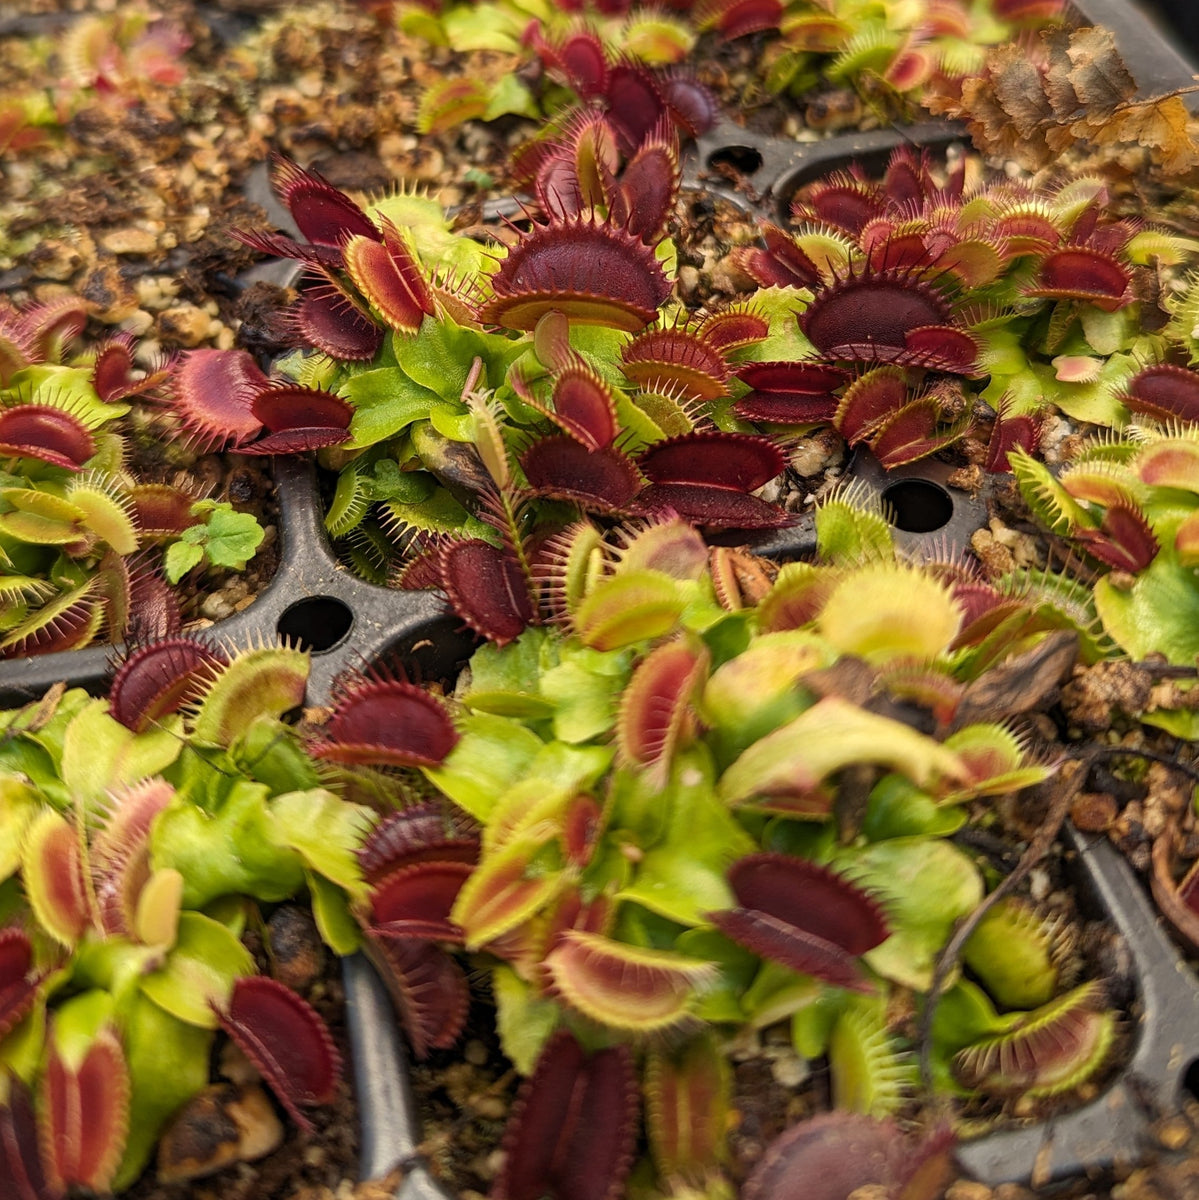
[268,905,326,991]
[100,227,160,256]
[158,303,216,347]
[769,1053,809,1089]
[947,1184,994,1200]
[157,1083,283,1184]
[1155,1115,1192,1151]
[201,592,235,620]
[1070,792,1118,832]
[471,1095,507,1121]
[27,238,83,281]
[677,264,701,300]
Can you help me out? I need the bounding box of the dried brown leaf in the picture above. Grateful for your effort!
[1107,96,1199,176]
[1040,27,1079,119]
[922,24,1196,177]
[1064,26,1136,118]
[957,77,1034,164]
[989,46,1054,138]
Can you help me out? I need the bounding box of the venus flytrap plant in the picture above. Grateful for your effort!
[1008,416,1199,734]
[210,130,815,591]
[0,642,376,1191]
[300,497,1117,1199]
[732,147,1199,466]
[0,9,191,162]
[388,0,1064,141]
[0,299,271,658]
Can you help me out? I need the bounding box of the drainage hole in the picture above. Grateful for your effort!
[707,145,763,175]
[880,478,954,534]
[276,596,353,652]
[1183,1058,1199,1101]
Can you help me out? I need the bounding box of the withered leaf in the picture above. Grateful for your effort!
[1040,27,1079,120]
[19,679,66,732]
[957,77,1039,165]
[951,630,1078,731]
[1064,26,1136,118]
[989,47,1054,138]
[921,23,1196,178]
[1103,96,1199,176]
